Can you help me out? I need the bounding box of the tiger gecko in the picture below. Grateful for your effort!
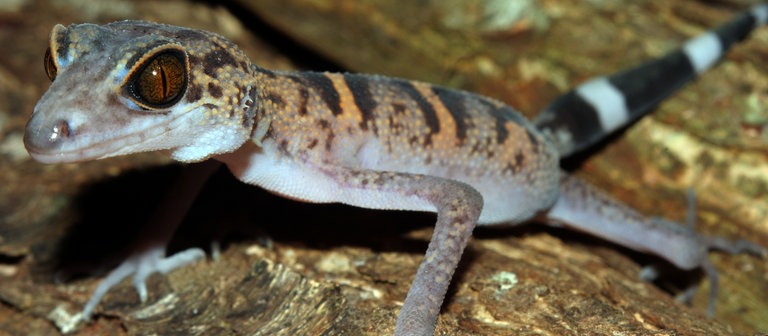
[24,4,768,336]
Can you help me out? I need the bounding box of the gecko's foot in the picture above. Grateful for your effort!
[699,235,765,317]
[639,232,765,318]
[79,245,205,320]
[642,214,765,317]
[704,235,767,258]
[638,188,767,317]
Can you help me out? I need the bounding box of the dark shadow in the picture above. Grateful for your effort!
[50,163,437,281]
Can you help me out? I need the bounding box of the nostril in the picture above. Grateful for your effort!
[24,117,73,152]
[48,119,71,143]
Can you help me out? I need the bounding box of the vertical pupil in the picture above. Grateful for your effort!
[160,67,168,97]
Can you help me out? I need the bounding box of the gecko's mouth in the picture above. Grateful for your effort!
[24,113,180,164]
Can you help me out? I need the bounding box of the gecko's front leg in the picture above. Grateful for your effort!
[223,152,484,335]
[330,171,484,335]
[329,169,482,335]
[81,160,221,319]
[220,132,487,335]
[375,173,482,335]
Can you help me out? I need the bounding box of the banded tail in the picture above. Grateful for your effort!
[533,4,768,157]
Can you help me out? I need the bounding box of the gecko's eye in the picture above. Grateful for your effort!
[125,48,188,110]
[44,47,57,81]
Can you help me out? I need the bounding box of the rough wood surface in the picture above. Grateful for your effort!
[0,0,765,335]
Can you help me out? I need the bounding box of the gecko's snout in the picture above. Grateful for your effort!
[24,116,72,157]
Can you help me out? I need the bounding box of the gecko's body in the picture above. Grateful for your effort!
[24,4,767,336]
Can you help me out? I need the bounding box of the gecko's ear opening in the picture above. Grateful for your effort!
[122,45,189,110]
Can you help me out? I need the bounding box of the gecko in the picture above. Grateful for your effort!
[23,4,767,336]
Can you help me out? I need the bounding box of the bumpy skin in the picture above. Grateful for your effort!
[24,6,768,335]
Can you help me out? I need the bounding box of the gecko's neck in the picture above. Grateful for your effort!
[248,66,289,147]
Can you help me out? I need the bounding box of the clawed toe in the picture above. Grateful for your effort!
[80,246,205,319]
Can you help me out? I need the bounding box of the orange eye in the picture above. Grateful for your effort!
[127,50,187,109]
[44,47,58,81]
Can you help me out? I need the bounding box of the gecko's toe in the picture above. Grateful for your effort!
[80,246,205,319]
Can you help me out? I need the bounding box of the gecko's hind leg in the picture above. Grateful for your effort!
[544,175,766,317]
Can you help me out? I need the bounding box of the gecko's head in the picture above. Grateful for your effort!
[25,21,259,163]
